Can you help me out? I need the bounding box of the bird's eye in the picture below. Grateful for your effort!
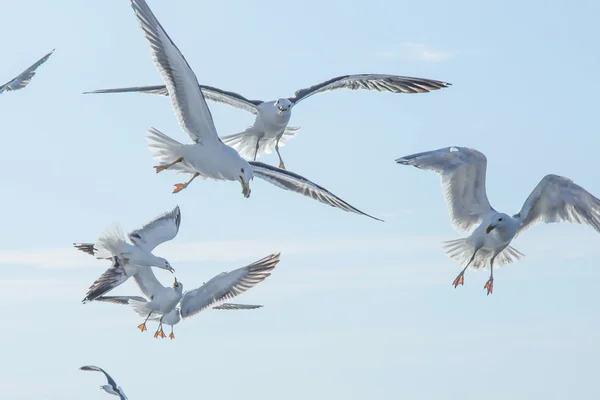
[499,218,503,221]
[241,168,245,173]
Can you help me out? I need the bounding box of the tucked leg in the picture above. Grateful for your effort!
[275,138,286,170]
[173,172,200,194]
[253,140,260,161]
[137,311,153,332]
[154,156,183,173]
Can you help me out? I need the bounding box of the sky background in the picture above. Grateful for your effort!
[1,0,600,398]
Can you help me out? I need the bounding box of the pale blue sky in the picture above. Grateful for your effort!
[1,0,600,398]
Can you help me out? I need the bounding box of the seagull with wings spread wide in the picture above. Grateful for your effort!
[86,74,450,169]
[80,365,128,400]
[1,49,54,94]
[396,146,600,295]
[88,0,382,221]
[84,74,451,169]
[95,253,280,339]
[74,205,180,302]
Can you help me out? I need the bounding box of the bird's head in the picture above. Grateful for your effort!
[275,98,292,114]
[486,213,511,234]
[238,162,254,198]
[158,257,175,273]
[173,277,183,293]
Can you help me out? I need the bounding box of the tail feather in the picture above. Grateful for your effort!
[221,126,300,160]
[442,238,524,269]
[73,242,97,257]
[147,127,191,174]
[129,298,153,316]
[94,223,127,259]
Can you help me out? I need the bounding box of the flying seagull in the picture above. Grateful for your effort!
[1,49,54,94]
[80,365,128,400]
[95,252,280,339]
[86,76,450,170]
[85,0,382,221]
[396,146,600,295]
[74,205,180,302]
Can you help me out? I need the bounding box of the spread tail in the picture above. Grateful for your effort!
[442,238,524,269]
[94,223,127,259]
[221,126,300,160]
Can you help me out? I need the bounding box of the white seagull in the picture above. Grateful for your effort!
[396,146,600,295]
[86,76,450,170]
[89,0,382,221]
[80,365,128,400]
[1,49,54,94]
[94,252,280,339]
[74,205,180,302]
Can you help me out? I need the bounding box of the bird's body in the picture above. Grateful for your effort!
[75,206,180,302]
[118,0,381,221]
[397,146,600,294]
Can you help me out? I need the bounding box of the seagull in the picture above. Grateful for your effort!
[80,365,128,400]
[86,78,450,171]
[396,146,600,295]
[94,252,280,339]
[74,205,180,302]
[1,49,54,94]
[91,0,382,221]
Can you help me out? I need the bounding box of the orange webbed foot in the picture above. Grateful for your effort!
[173,183,187,194]
[137,323,147,332]
[154,165,168,173]
[452,272,465,288]
[484,278,494,295]
[169,332,175,340]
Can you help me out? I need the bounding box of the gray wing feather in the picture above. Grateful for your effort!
[128,205,181,252]
[84,84,262,115]
[250,161,383,222]
[288,74,451,104]
[79,365,119,389]
[82,258,129,303]
[94,296,147,305]
[516,174,600,236]
[130,0,219,144]
[133,266,166,298]
[396,146,495,233]
[212,303,263,310]
[0,49,54,93]
[180,253,280,319]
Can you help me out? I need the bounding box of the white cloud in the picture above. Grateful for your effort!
[376,43,455,62]
[0,235,444,269]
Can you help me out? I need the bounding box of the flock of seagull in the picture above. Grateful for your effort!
[5,0,600,397]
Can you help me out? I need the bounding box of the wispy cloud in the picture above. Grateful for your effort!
[0,236,444,269]
[375,43,455,62]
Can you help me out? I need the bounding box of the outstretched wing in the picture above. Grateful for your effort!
[84,84,262,115]
[130,0,219,144]
[0,49,54,93]
[396,146,495,233]
[212,303,263,310]
[250,161,382,222]
[179,253,280,319]
[79,365,119,389]
[288,74,451,105]
[128,205,181,252]
[516,174,600,236]
[82,258,129,303]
